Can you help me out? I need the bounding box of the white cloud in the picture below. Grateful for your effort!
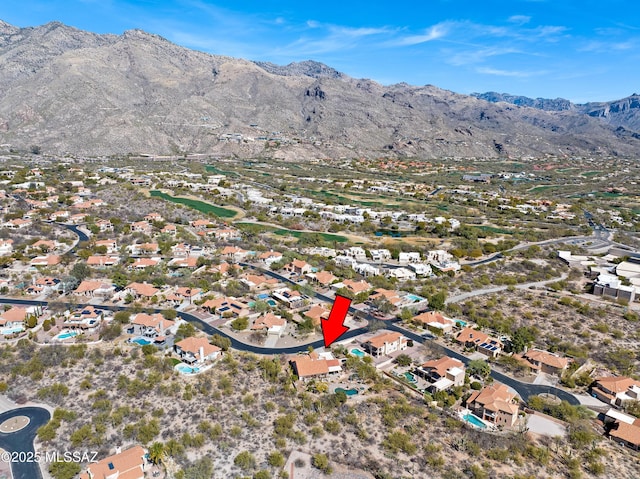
[393,23,448,46]
[477,67,547,77]
[508,15,531,25]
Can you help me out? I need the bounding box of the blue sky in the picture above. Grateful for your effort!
[1,0,639,102]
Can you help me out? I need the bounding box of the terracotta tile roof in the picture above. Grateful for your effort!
[259,251,282,260]
[467,384,518,415]
[414,311,453,325]
[422,356,464,377]
[251,313,286,330]
[30,255,61,266]
[76,280,110,293]
[304,304,329,324]
[132,313,174,332]
[314,270,338,285]
[87,255,119,266]
[343,279,371,294]
[0,307,27,322]
[175,336,221,359]
[610,421,640,446]
[291,355,330,378]
[126,282,159,297]
[86,445,145,479]
[596,376,640,394]
[523,350,570,370]
[370,288,402,304]
[456,327,489,345]
[366,331,404,349]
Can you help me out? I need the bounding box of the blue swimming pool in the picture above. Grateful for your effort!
[131,337,152,346]
[335,387,358,396]
[405,294,424,302]
[463,413,487,429]
[175,363,201,375]
[403,372,417,383]
[257,293,270,299]
[350,348,365,358]
[1,326,24,335]
[55,331,78,340]
[456,320,467,327]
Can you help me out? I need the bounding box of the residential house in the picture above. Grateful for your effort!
[168,256,199,269]
[521,350,571,376]
[131,257,161,269]
[370,249,392,262]
[161,224,177,235]
[251,313,286,336]
[0,239,13,256]
[75,280,115,298]
[212,227,242,241]
[240,274,279,291]
[306,271,338,288]
[202,297,251,318]
[144,212,164,222]
[303,304,330,326]
[221,246,249,263]
[345,246,367,261]
[259,250,283,267]
[385,267,416,281]
[130,313,176,340]
[87,255,120,267]
[3,218,32,229]
[290,351,342,381]
[369,288,402,307]
[417,356,465,392]
[127,243,160,256]
[591,376,640,407]
[130,221,152,234]
[64,306,103,331]
[29,239,57,253]
[170,243,191,258]
[413,311,455,334]
[49,210,70,221]
[0,307,29,328]
[125,282,159,299]
[95,219,113,232]
[30,255,61,267]
[340,279,371,296]
[361,331,408,357]
[354,263,381,277]
[80,445,148,479]
[191,219,213,230]
[272,288,305,308]
[608,419,640,451]
[174,336,221,364]
[466,384,519,427]
[95,239,118,254]
[455,327,503,358]
[284,259,312,276]
[69,213,89,224]
[408,263,433,277]
[398,252,421,264]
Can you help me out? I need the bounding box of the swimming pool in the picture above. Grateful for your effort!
[131,337,152,346]
[462,413,487,429]
[257,293,270,299]
[403,372,418,383]
[175,363,201,375]
[456,320,467,327]
[405,294,424,302]
[350,348,365,358]
[55,331,78,340]
[335,387,358,396]
[1,326,24,335]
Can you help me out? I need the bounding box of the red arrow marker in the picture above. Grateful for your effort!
[322,295,351,347]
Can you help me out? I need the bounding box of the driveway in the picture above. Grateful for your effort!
[526,412,567,437]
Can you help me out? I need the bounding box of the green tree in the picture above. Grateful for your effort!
[49,460,81,479]
[71,262,91,281]
[467,359,491,379]
[114,311,131,324]
[234,451,256,471]
[210,334,232,351]
[148,441,166,465]
[231,316,249,331]
[175,322,196,341]
[267,451,285,468]
[395,354,412,367]
[428,291,447,310]
[311,453,332,474]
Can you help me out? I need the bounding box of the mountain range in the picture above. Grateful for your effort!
[1,20,640,159]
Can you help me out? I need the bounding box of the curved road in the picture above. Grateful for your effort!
[0,407,51,479]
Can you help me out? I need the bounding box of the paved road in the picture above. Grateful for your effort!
[0,407,51,479]
[388,323,580,405]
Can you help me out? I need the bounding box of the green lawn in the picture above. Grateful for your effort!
[150,190,238,218]
[236,222,348,243]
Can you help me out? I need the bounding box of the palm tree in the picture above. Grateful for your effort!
[148,441,165,466]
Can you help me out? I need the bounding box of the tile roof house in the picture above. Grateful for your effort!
[455,327,503,358]
[30,254,61,267]
[341,279,372,295]
[64,306,103,330]
[251,313,286,336]
[609,420,640,451]
[521,350,571,376]
[174,336,221,365]
[0,307,29,327]
[361,331,408,357]
[259,250,283,266]
[80,445,147,479]
[417,356,465,392]
[87,255,120,267]
[202,297,250,318]
[290,351,342,381]
[591,376,640,407]
[284,259,312,275]
[466,384,519,427]
[126,282,159,298]
[131,257,161,269]
[413,311,455,334]
[130,313,176,339]
[303,304,330,326]
[75,280,115,298]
